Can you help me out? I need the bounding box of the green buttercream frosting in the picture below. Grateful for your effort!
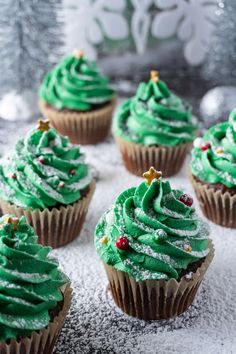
[0,124,92,209]
[39,52,114,111]
[191,109,236,188]
[0,215,68,341]
[95,177,209,281]
[113,73,197,146]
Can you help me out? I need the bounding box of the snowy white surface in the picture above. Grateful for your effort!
[0,121,235,354]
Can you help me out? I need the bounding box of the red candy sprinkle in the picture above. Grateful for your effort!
[59,181,65,188]
[38,156,45,164]
[179,194,193,207]
[70,169,76,176]
[11,173,17,179]
[115,236,129,250]
[201,142,211,151]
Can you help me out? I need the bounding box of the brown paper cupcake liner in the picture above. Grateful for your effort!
[115,136,192,177]
[190,172,236,228]
[39,99,116,145]
[0,181,95,248]
[104,241,214,320]
[0,284,72,354]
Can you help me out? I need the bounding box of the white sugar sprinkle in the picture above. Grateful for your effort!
[0,110,235,354]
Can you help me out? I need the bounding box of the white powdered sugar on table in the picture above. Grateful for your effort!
[0,121,235,354]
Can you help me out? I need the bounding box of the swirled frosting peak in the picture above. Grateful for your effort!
[0,215,68,341]
[113,70,197,146]
[0,120,92,209]
[39,50,114,111]
[191,109,236,188]
[95,168,209,281]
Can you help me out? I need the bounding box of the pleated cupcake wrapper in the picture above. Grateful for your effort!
[39,99,116,145]
[0,181,95,248]
[190,172,236,228]
[0,284,72,354]
[114,136,192,177]
[104,241,214,320]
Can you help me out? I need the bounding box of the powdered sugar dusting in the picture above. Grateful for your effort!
[0,113,235,353]
[53,149,236,354]
[128,239,180,269]
[123,259,168,281]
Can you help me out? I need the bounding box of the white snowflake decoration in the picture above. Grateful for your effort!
[130,0,153,54]
[63,0,129,59]
[152,0,218,65]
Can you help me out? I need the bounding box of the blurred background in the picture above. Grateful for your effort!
[0,0,235,128]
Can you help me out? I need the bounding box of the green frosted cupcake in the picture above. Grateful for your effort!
[190,108,236,227]
[0,215,71,353]
[113,71,197,176]
[39,50,116,144]
[95,167,214,320]
[0,120,95,247]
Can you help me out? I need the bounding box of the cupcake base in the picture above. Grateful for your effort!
[0,181,96,248]
[190,173,236,228]
[39,99,116,145]
[115,136,192,177]
[0,284,72,354]
[104,241,214,320]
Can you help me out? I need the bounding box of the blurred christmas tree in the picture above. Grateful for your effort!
[203,0,236,86]
[0,0,62,120]
[199,0,236,127]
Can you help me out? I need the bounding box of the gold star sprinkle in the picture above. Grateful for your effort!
[150,70,159,83]
[37,119,50,132]
[184,245,192,253]
[101,236,108,245]
[143,167,162,185]
[3,216,19,231]
[215,147,224,154]
[73,49,84,58]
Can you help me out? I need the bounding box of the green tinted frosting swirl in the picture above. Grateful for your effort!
[95,178,209,281]
[191,109,236,188]
[113,74,197,146]
[0,124,92,209]
[39,53,114,111]
[0,215,68,341]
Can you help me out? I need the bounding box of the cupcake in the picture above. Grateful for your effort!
[190,109,236,228]
[39,50,116,145]
[0,120,95,247]
[95,167,214,320]
[0,215,72,354]
[113,71,197,177]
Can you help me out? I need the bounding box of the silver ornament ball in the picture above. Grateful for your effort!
[200,86,236,128]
